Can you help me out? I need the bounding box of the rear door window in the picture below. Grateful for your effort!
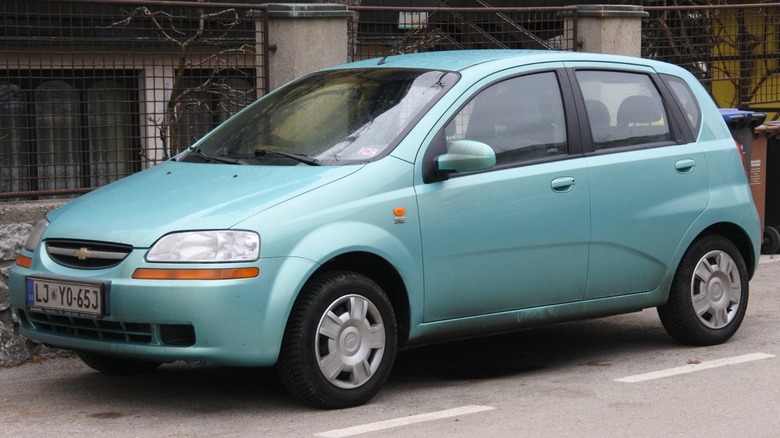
[576,71,672,150]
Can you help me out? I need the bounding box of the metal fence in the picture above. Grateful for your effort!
[3,1,780,200]
[643,3,780,116]
[349,6,577,60]
[0,0,268,199]
[349,3,780,116]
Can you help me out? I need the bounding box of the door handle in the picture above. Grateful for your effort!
[551,176,576,193]
[675,159,696,174]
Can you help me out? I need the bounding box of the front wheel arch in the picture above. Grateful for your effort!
[316,252,411,347]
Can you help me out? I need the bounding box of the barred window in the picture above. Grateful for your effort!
[171,71,255,153]
[0,82,27,194]
[0,71,141,196]
[0,69,255,197]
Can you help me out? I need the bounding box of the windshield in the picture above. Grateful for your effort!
[181,68,458,166]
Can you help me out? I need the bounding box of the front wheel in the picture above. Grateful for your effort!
[277,271,397,409]
[657,235,749,346]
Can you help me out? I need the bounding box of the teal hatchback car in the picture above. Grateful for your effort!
[11,50,760,408]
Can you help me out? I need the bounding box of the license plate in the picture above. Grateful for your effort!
[26,277,108,317]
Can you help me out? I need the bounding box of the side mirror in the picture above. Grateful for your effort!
[436,140,496,174]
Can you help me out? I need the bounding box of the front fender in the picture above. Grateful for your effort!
[284,220,424,328]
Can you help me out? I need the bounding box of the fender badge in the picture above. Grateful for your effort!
[393,207,406,224]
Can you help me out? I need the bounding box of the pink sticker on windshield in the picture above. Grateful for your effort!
[358,147,379,157]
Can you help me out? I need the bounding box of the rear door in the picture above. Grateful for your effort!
[570,66,709,300]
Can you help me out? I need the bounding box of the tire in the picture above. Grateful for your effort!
[277,271,397,409]
[77,352,162,375]
[657,235,749,346]
[761,226,780,255]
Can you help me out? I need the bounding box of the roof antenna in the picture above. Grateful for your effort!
[377,1,447,65]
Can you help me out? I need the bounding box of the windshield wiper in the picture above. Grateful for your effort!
[189,148,247,165]
[254,149,320,166]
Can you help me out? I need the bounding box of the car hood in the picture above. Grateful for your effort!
[45,161,361,247]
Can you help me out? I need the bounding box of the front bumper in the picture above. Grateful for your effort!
[10,248,316,367]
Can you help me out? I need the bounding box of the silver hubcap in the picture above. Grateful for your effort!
[690,250,742,329]
[315,294,386,389]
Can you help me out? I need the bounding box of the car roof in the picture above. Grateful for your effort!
[343,49,539,71]
[332,49,677,75]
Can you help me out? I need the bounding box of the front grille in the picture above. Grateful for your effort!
[46,239,132,269]
[20,310,196,347]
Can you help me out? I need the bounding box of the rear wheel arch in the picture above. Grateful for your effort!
[695,223,757,279]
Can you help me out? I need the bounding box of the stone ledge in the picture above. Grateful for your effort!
[0,200,65,226]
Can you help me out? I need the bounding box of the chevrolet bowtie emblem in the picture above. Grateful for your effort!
[73,247,93,260]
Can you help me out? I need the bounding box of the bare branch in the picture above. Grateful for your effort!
[104,1,257,160]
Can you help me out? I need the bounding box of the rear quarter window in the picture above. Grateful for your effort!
[661,74,702,135]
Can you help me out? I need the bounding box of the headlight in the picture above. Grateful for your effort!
[24,219,49,252]
[147,230,260,262]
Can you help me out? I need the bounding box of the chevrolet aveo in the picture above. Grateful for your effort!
[11,50,761,408]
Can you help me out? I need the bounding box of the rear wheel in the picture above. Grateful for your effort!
[277,271,397,409]
[77,352,162,375]
[658,235,748,346]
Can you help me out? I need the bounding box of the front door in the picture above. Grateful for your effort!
[415,71,590,322]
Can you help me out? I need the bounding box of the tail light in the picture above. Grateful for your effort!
[735,139,749,176]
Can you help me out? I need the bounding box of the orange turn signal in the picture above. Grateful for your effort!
[132,267,259,280]
[15,254,32,269]
[393,207,406,216]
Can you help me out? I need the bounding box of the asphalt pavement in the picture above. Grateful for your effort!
[2,255,779,438]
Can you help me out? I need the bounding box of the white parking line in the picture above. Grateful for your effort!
[615,352,775,383]
[313,405,495,438]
